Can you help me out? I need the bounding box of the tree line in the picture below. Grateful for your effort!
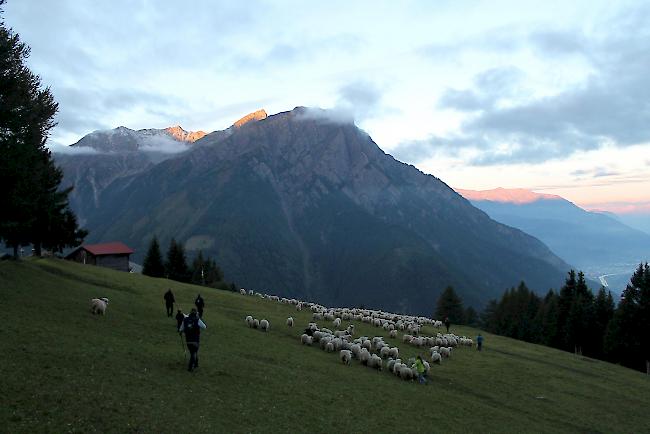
[479,265,650,373]
[142,236,235,291]
[0,1,86,257]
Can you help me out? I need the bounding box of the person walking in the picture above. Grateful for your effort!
[194,294,205,318]
[444,316,451,333]
[179,308,207,372]
[175,309,186,331]
[476,333,484,352]
[414,355,427,385]
[164,289,175,317]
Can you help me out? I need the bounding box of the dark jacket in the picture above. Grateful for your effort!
[164,290,175,305]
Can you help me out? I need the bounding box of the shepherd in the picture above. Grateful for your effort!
[179,308,207,372]
[164,288,175,317]
[194,293,205,318]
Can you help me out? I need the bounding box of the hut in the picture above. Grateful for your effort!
[66,241,134,272]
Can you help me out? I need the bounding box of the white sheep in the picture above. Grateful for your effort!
[286,317,294,327]
[389,347,399,359]
[239,288,246,295]
[389,330,397,338]
[430,352,442,364]
[253,319,260,329]
[301,334,313,345]
[325,342,335,352]
[90,298,109,315]
[340,350,352,365]
[333,318,342,328]
[245,315,254,327]
[368,354,383,370]
[379,346,391,359]
[440,347,451,358]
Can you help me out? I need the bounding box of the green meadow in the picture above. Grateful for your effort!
[1,258,649,433]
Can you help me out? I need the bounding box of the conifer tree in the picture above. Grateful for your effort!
[142,236,165,277]
[590,287,615,358]
[0,3,86,255]
[435,286,464,324]
[165,238,190,283]
[464,306,479,326]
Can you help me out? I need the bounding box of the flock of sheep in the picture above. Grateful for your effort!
[240,289,475,382]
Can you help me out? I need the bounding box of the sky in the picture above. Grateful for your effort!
[4,0,650,215]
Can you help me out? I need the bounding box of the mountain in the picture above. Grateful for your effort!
[70,125,206,153]
[57,107,573,313]
[457,187,650,293]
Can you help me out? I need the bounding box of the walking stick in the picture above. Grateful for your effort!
[179,332,187,362]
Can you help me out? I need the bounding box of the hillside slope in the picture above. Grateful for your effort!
[1,259,649,433]
[58,107,572,312]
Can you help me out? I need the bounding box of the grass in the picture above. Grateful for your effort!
[1,257,649,433]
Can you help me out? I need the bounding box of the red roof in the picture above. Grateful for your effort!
[82,242,134,255]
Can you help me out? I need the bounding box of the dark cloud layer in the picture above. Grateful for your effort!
[397,4,650,166]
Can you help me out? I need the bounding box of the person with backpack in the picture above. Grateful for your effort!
[444,316,451,333]
[476,333,484,352]
[414,355,427,385]
[175,309,186,331]
[194,294,205,318]
[164,289,175,317]
[178,308,207,372]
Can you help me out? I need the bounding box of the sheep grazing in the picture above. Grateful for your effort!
[389,330,397,338]
[439,347,452,358]
[340,350,352,365]
[301,334,313,345]
[260,319,270,332]
[239,288,247,295]
[90,298,109,315]
[389,347,399,359]
[245,315,254,327]
[253,319,260,329]
[379,346,391,359]
[286,317,294,327]
[359,348,371,365]
[333,317,342,328]
[368,354,383,370]
[430,352,442,364]
[325,342,335,353]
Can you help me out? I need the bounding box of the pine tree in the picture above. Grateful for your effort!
[604,263,650,371]
[464,306,479,326]
[142,236,165,277]
[435,286,464,324]
[534,290,559,347]
[0,5,85,255]
[165,238,190,283]
[590,287,615,358]
[556,270,577,351]
[480,299,498,332]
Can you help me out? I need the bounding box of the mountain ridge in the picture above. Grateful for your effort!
[57,107,573,312]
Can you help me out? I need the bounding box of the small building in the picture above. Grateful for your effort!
[66,241,135,272]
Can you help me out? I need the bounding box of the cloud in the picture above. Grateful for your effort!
[295,107,354,124]
[50,144,101,155]
[140,135,190,154]
[400,5,650,166]
[295,80,385,125]
[438,66,524,111]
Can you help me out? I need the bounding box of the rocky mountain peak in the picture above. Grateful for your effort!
[163,125,207,142]
[232,109,268,128]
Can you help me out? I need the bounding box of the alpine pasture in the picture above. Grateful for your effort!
[1,258,649,433]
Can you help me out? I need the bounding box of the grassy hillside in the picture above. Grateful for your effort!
[1,258,649,433]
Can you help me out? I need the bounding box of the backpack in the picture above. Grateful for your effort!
[183,315,201,342]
